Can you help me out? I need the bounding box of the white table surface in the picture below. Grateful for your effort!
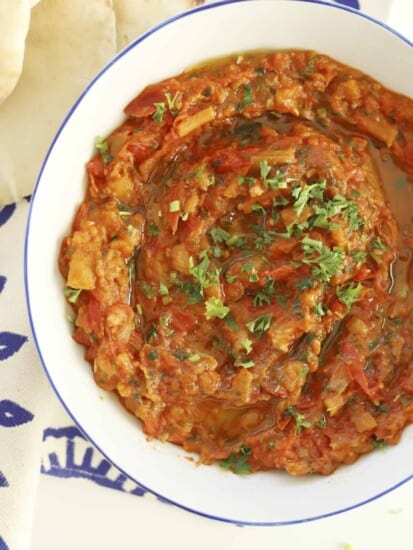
[31,2,413,549]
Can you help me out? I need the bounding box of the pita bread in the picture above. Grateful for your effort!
[0,0,116,205]
[113,0,202,51]
[0,0,31,106]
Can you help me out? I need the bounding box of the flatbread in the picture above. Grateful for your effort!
[0,0,31,106]
[113,0,203,51]
[0,0,116,205]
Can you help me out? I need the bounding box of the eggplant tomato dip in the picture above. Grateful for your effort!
[59,51,413,475]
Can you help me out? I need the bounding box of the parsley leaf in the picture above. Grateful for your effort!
[259,160,286,190]
[95,136,113,164]
[246,313,273,334]
[147,223,160,237]
[179,280,203,304]
[296,277,314,291]
[210,227,231,244]
[285,406,311,434]
[220,446,251,474]
[336,282,362,311]
[165,91,180,111]
[242,84,254,108]
[169,200,181,212]
[301,237,345,283]
[189,252,221,291]
[240,337,253,354]
[291,180,326,216]
[371,236,387,252]
[205,297,229,320]
[64,287,82,303]
[141,282,155,299]
[152,102,167,123]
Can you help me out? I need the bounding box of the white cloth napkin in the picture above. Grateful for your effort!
[0,2,407,549]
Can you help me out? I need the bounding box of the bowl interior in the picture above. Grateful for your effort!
[25,0,413,525]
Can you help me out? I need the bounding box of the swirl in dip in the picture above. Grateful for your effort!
[59,50,413,475]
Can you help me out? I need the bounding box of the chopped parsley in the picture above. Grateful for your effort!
[173,349,200,362]
[372,436,387,449]
[253,277,277,306]
[152,102,167,123]
[180,280,203,304]
[336,282,362,311]
[314,302,329,317]
[159,283,169,296]
[95,136,113,164]
[64,287,82,303]
[240,337,253,354]
[246,313,273,334]
[210,227,231,244]
[148,349,158,361]
[259,160,287,190]
[371,236,387,252]
[141,282,155,299]
[350,249,366,266]
[169,200,181,213]
[224,314,239,331]
[239,175,257,186]
[189,252,221,291]
[205,297,229,320]
[147,223,160,237]
[296,277,314,291]
[235,358,256,368]
[285,406,311,434]
[292,180,326,216]
[220,445,251,475]
[165,91,180,111]
[301,237,345,283]
[241,260,259,282]
[242,84,254,108]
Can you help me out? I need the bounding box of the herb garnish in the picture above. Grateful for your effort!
[220,445,251,474]
[64,288,82,303]
[152,102,167,124]
[259,160,287,190]
[95,136,113,164]
[336,282,362,311]
[205,297,229,320]
[147,223,160,237]
[189,252,221,292]
[301,237,345,283]
[371,236,387,252]
[285,406,311,434]
[246,313,273,334]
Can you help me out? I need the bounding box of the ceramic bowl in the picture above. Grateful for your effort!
[25,0,413,525]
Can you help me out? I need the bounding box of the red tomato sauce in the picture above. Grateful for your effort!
[59,50,413,475]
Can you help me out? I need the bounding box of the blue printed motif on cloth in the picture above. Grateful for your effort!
[0,400,34,428]
[42,426,147,496]
[0,205,15,228]
[0,277,5,294]
[334,0,360,9]
[0,536,10,550]
[0,332,28,361]
[0,470,9,488]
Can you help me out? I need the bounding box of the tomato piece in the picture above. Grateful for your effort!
[87,293,103,335]
[262,263,297,281]
[127,142,152,164]
[341,341,374,398]
[403,144,413,172]
[124,83,179,118]
[211,152,252,173]
[86,156,104,178]
[170,308,197,332]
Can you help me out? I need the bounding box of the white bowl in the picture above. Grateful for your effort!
[25,0,413,525]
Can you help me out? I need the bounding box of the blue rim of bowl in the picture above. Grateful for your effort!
[24,0,413,527]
